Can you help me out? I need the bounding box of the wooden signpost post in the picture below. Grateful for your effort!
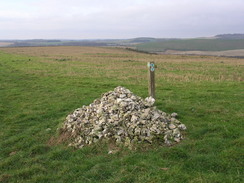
[148,62,156,99]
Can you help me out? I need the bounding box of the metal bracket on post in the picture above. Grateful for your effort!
[148,62,156,99]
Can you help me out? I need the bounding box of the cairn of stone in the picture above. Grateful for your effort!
[60,86,186,148]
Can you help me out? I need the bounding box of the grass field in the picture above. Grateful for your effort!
[136,39,244,53]
[0,46,243,183]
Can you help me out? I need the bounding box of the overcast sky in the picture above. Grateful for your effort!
[0,0,243,39]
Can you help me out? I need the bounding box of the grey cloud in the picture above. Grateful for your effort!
[0,0,243,39]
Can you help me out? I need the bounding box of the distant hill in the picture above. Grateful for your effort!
[129,37,156,43]
[2,34,244,56]
[135,39,244,52]
[2,38,157,47]
[215,34,244,39]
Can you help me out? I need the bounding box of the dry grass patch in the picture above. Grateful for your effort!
[1,46,243,83]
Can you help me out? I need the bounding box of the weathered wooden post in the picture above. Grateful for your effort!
[148,62,156,99]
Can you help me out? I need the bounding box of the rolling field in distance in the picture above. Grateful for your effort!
[0,42,13,47]
[160,49,244,58]
[135,39,244,56]
[0,46,243,182]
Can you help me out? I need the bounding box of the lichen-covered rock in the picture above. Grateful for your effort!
[60,86,186,148]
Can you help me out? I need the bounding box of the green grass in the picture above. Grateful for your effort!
[136,39,244,52]
[0,47,243,183]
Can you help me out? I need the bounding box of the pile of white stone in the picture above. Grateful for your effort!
[60,86,186,148]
